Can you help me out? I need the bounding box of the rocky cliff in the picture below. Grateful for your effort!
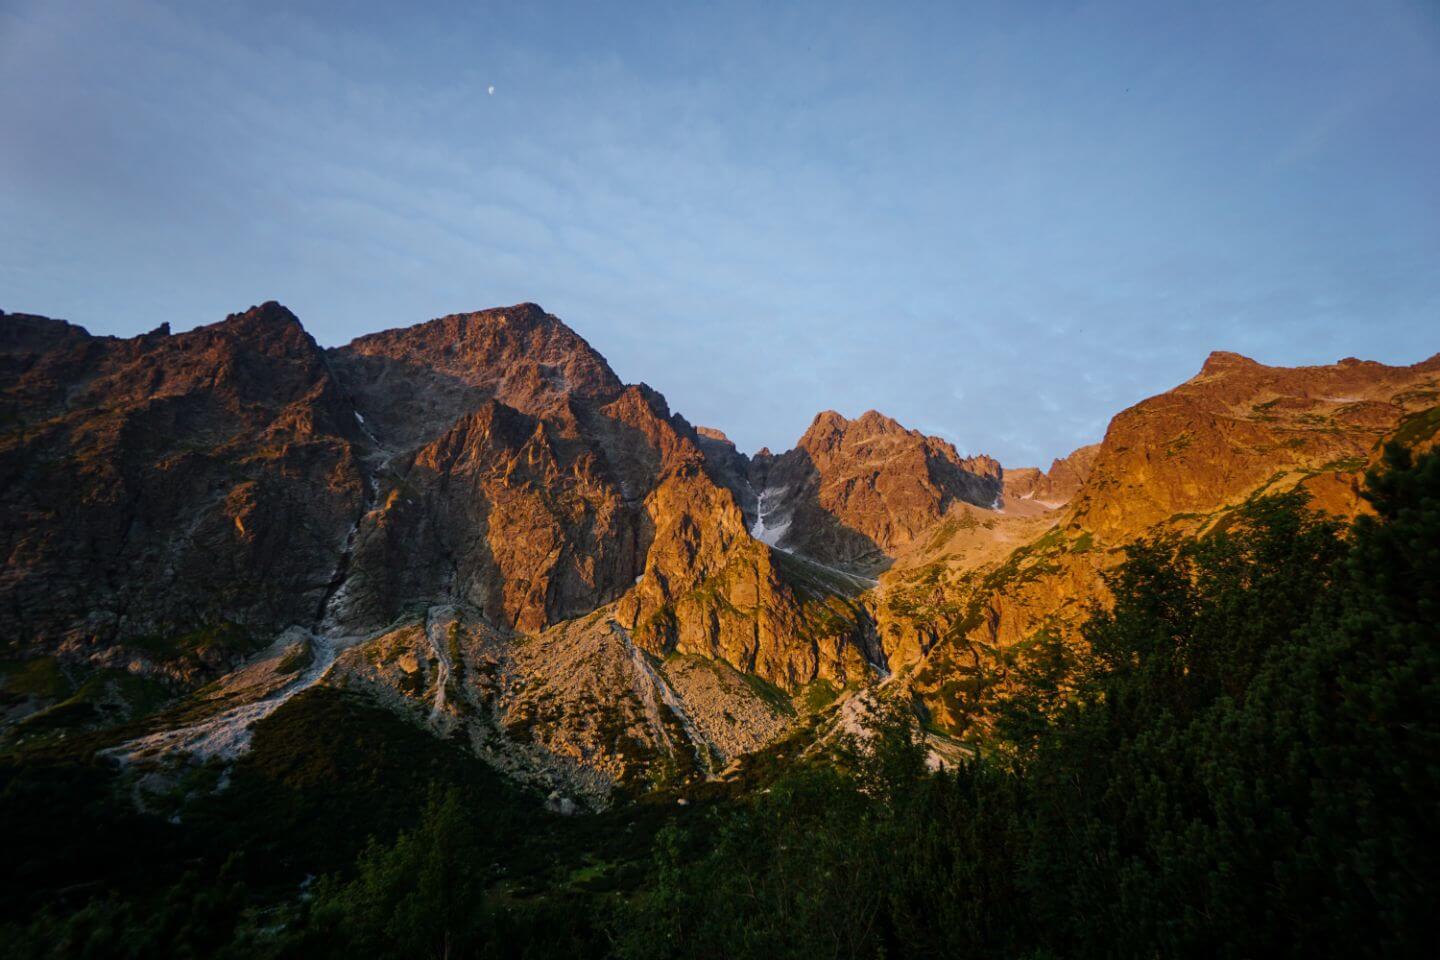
[883,349,1440,735]
[1001,443,1099,507]
[0,303,366,678]
[4,301,1436,799]
[749,410,1001,569]
[1,303,886,802]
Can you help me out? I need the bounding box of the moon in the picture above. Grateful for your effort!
[487,85,495,96]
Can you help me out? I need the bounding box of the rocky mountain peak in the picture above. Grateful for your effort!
[797,409,924,454]
[799,409,850,445]
[1198,350,1261,376]
[326,302,625,449]
[225,299,301,326]
[338,302,621,399]
[494,300,547,321]
[854,409,902,429]
[1001,443,1100,508]
[208,301,315,350]
[695,426,732,443]
[0,311,91,354]
[751,409,1002,567]
[1,300,365,658]
[1070,350,1440,539]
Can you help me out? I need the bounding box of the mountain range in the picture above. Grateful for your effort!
[3,300,1438,806]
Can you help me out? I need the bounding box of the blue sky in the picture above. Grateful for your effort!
[2,0,1437,466]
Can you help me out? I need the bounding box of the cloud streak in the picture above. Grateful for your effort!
[1,0,1437,466]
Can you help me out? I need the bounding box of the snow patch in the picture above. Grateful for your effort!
[749,483,792,548]
[745,482,877,590]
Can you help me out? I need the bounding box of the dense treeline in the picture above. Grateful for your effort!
[4,448,1436,958]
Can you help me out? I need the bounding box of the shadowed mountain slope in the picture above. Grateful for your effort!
[3,302,1435,798]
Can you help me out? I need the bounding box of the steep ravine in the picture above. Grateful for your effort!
[111,401,393,762]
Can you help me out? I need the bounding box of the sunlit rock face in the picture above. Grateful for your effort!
[1,302,888,797]
[5,298,1435,797]
[882,348,1440,736]
[749,409,1001,570]
[1002,444,1099,507]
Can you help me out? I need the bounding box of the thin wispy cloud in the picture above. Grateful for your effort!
[2,0,1437,466]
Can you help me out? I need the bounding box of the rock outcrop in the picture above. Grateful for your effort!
[1001,444,1099,507]
[1068,351,1440,539]
[749,410,1001,569]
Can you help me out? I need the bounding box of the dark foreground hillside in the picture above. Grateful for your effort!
[3,446,1437,959]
